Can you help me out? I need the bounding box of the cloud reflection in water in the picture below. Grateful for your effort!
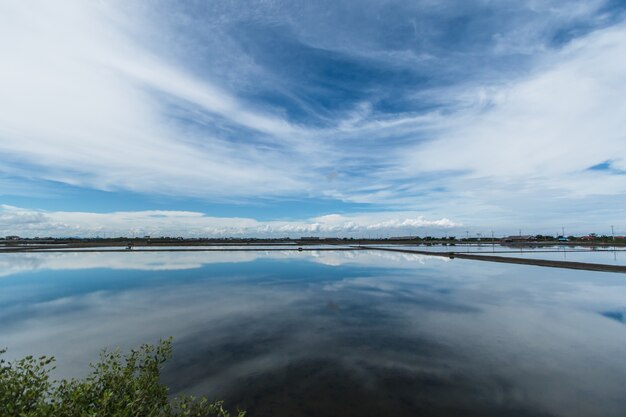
[1,251,625,417]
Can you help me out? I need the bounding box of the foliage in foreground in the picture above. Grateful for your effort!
[0,338,245,417]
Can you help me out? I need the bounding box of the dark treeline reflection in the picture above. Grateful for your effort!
[1,250,626,417]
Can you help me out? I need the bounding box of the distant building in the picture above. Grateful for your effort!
[503,235,534,242]
[300,236,320,240]
[390,236,418,240]
[5,235,20,240]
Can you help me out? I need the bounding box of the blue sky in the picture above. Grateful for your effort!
[1,0,626,237]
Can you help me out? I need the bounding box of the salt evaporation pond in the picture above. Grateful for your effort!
[1,249,625,417]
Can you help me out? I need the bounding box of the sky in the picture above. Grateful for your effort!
[1,0,626,238]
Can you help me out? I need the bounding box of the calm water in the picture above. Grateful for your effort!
[484,248,626,265]
[363,244,626,266]
[1,250,626,417]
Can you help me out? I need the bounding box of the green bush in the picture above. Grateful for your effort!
[0,338,244,417]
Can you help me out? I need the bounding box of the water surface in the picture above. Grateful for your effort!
[1,250,625,417]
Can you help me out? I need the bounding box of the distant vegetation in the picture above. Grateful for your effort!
[2,234,625,248]
[0,338,244,417]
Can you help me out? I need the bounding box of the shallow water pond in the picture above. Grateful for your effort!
[1,250,625,417]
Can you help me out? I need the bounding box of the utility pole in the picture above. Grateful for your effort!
[611,225,615,240]
[561,226,565,237]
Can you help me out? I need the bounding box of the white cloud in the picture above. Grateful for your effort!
[0,1,625,230]
[0,205,458,238]
[0,1,312,198]
[405,23,626,190]
[337,21,626,228]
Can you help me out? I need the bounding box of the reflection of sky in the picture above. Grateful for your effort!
[0,249,445,278]
[483,248,626,265]
[32,244,354,251]
[1,252,626,417]
[361,244,626,265]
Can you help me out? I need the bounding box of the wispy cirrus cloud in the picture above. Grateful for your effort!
[0,1,314,199]
[1,0,625,233]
